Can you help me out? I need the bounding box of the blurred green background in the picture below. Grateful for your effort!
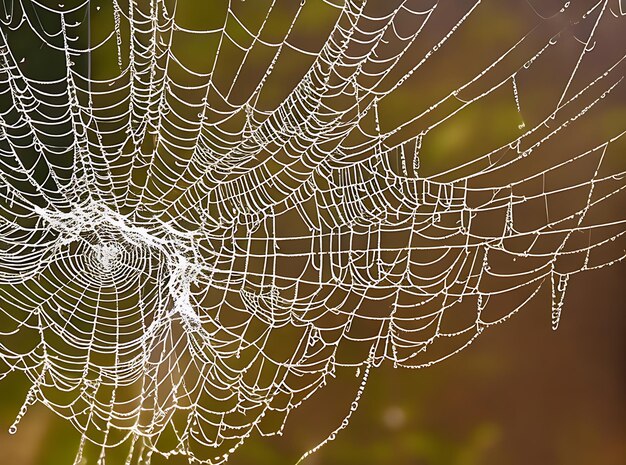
[1,263,623,465]
[0,1,624,464]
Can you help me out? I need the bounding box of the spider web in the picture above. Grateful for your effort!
[0,0,624,463]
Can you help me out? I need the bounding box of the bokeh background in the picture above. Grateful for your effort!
[0,264,623,465]
[0,1,624,464]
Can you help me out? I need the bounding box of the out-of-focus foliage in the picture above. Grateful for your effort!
[0,1,624,464]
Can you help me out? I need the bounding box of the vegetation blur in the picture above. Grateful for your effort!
[0,1,624,464]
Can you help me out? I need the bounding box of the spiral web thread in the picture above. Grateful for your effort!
[0,0,624,463]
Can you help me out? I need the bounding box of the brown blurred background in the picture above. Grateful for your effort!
[0,1,624,464]
[0,263,623,465]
